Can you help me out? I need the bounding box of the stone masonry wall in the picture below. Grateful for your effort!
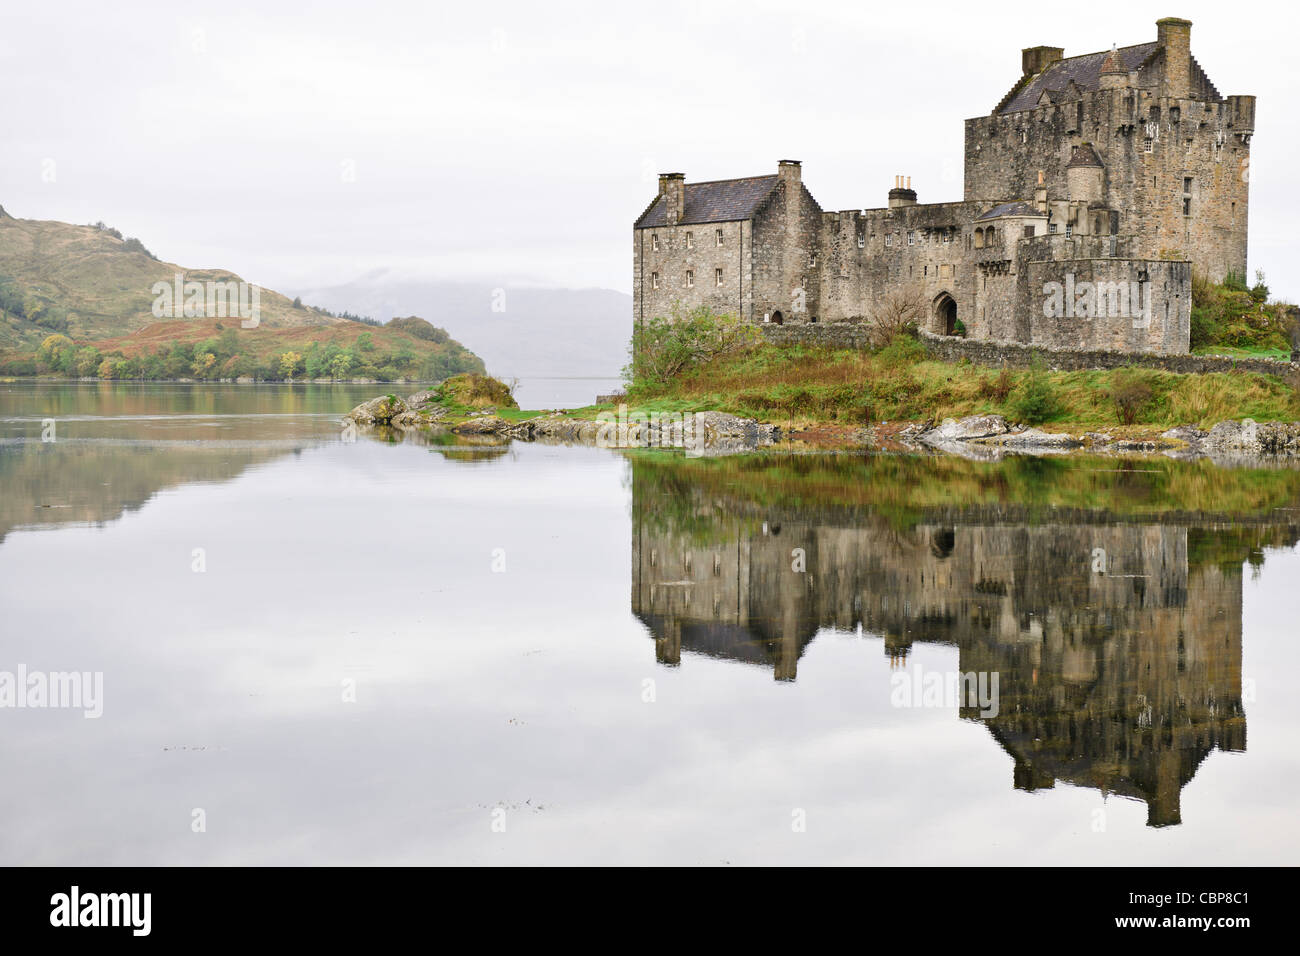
[965,87,1252,283]
[633,219,751,328]
[759,324,1296,378]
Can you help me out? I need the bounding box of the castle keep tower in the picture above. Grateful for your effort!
[633,16,1253,357]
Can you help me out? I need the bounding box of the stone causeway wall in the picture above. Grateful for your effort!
[758,324,1299,378]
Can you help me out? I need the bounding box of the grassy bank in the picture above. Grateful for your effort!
[624,336,1299,432]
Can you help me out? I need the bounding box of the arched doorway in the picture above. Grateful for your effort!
[934,293,958,335]
[770,310,784,325]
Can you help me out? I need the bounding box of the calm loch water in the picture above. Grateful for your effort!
[1,382,1299,864]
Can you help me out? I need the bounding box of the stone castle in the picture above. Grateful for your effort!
[632,17,1254,356]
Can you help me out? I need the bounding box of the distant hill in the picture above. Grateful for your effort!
[0,208,484,382]
[292,277,632,377]
[0,208,331,349]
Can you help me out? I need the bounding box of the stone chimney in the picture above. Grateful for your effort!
[888,175,917,208]
[658,173,685,225]
[777,159,802,186]
[1022,45,1064,77]
[1157,17,1192,99]
[1034,169,1048,213]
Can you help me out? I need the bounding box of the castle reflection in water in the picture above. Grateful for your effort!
[630,454,1300,827]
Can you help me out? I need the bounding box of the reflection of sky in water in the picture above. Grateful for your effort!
[0,384,1298,864]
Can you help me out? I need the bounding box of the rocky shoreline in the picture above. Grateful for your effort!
[345,392,1300,462]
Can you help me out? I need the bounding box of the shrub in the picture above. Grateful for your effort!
[977,368,1014,402]
[1112,375,1155,425]
[1012,355,1061,424]
[1250,269,1270,304]
[439,373,518,409]
[625,305,759,390]
[122,237,157,259]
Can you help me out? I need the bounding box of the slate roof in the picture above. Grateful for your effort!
[1000,42,1158,114]
[1067,142,1104,167]
[977,201,1046,221]
[634,175,779,229]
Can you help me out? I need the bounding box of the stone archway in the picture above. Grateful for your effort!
[770,310,784,325]
[933,292,958,335]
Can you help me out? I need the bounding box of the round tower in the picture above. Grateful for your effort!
[1099,44,1128,90]
[1066,143,1104,203]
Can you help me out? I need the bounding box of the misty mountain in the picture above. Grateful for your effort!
[291,277,632,377]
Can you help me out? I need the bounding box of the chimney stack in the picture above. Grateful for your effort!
[1034,169,1048,213]
[1157,18,1192,99]
[658,172,685,225]
[1021,45,1064,77]
[888,174,917,207]
[777,159,802,186]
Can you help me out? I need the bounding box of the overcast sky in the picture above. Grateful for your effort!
[2,0,1294,300]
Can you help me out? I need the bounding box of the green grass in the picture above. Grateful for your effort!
[624,341,1300,432]
[1192,344,1292,361]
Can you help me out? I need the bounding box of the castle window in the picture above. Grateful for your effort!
[808,253,817,267]
[651,234,659,251]
[1171,106,1181,124]
[886,235,893,247]
[685,270,694,288]
[715,268,723,286]
[907,231,916,245]
[715,228,724,246]
[651,272,659,289]
[1065,225,1072,238]
[1144,139,1154,154]
[685,232,693,249]
[973,228,984,249]
[942,233,952,244]
[1049,223,1058,234]
[857,234,865,248]
[1183,177,1193,216]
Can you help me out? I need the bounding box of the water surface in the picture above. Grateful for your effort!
[1,382,1297,864]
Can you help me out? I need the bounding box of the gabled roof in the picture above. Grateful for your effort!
[634,175,779,229]
[977,201,1046,221]
[1000,42,1158,114]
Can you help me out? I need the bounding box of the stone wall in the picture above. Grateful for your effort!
[916,328,1297,377]
[633,218,750,328]
[749,165,823,324]
[760,323,1296,378]
[1019,257,1190,354]
[965,86,1252,284]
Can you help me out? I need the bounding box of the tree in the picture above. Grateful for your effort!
[279,351,303,379]
[37,334,75,370]
[329,352,354,379]
[868,288,927,348]
[191,352,217,378]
